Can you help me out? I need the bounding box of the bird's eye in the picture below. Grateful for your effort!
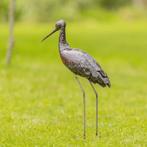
[56,24,61,29]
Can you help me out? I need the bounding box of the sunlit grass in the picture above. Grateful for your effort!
[0,21,147,146]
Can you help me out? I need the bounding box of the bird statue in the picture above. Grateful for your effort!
[42,19,111,139]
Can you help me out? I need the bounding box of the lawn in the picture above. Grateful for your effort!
[0,21,147,146]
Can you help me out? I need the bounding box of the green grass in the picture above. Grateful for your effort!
[0,21,147,146]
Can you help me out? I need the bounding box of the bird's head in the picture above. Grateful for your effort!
[41,19,66,42]
[56,19,66,29]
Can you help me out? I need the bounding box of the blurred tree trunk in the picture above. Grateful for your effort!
[6,0,15,65]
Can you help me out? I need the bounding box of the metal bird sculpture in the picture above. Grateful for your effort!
[42,19,111,139]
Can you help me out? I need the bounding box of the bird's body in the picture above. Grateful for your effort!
[60,47,110,87]
[42,19,111,139]
[58,22,110,88]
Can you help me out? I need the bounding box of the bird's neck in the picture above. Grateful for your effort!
[59,27,69,51]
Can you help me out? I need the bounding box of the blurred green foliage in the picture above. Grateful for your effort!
[99,0,131,9]
[0,0,23,22]
[0,0,8,22]
[1,0,146,22]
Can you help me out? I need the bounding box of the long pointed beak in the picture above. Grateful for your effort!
[41,27,59,42]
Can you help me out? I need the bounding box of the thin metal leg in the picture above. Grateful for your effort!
[89,81,98,136]
[75,76,86,139]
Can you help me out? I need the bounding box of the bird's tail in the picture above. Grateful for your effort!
[97,76,111,88]
[103,77,111,88]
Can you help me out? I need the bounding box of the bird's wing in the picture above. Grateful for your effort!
[82,52,111,87]
[82,51,110,82]
[61,48,91,77]
[61,48,110,87]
